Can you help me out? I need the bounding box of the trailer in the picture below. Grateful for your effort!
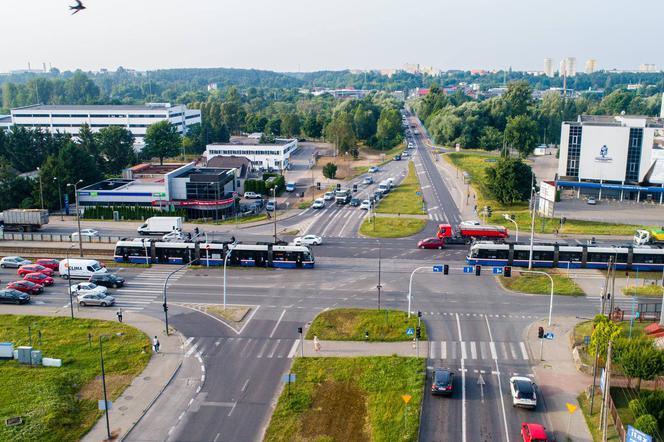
[0,209,49,232]
[436,221,509,244]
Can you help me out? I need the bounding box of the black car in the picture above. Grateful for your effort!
[0,289,30,305]
[89,273,125,288]
[349,198,361,207]
[431,368,454,395]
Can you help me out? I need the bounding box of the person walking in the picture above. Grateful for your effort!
[116,309,123,323]
[153,336,160,353]
[313,335,321,352]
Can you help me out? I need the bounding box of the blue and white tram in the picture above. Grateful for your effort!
[466,241,664,271]
[114,239,315,269]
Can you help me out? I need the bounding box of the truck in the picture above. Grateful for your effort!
[335,189,352,205]
[436,221,509,244]
[634,228,664,246]
[0,209,49,232]
[137,216,183,235]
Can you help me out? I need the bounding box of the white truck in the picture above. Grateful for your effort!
[137,216,183,235]
[0,209,49,232]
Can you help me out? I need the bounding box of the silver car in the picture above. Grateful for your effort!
[0,256,32,268]
[77,293,116,307]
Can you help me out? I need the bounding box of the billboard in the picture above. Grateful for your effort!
[577,125,630,181]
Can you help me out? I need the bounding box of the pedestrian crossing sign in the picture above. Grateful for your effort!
[406,328,415,336]
[463,266,473,273]
[492,267,503,275]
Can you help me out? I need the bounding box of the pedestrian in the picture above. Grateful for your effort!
[313,335,321,352]
[153,336,160,353]
[116,309,123,323]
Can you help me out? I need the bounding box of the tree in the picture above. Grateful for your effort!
[95,126,136,175]
[616,340,664,390]
[479,127,503,151]
[325,112,356,155]
[589,315,622,364]
[504,80,533,117]
[266,117,282,136]
[143,121,182,165]
[375,108,402,149]
[303,113,323,139]
[634,414,658,437]
[281,113,301,138]
[322,162,337,179]
[353,106,378,141]
[485,157,534,204]
[221,100,245,135]
[504,115,538,157]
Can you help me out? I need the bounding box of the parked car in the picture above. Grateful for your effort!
[402,151,410,157]
[285,182,296,192]
[394,154,402,161]
[244,191,262,199]
[312,198,325,209]
[368,166,379,173]
[373,191,383,201]
[7,280,43,295]
[349,198,361,207]
[72,229,100,238]
[266,200,276,211]
[323,192,335,201]
[0,256,31,268]
[359,200,372,210]
[17,264,54,277]
[70,282,108,297]
[89,273,125,288]
[587,197,597,205]
[417,237,446,250]
[510,376,537,408]
[293,235,322,246]
[431,368,454,395]
[77,293,116,307]
[35,258,60,271]
[363,176,374,185]
[162,230,185,241]
[24,272,54,286]
[521,423,548,442]
[0,289,30,305]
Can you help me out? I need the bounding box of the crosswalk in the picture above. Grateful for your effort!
[113,267,185,311]
[183,336,298,360]
[429,212,446,222]
[427,340,529,361]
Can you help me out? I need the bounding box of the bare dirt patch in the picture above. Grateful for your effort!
[78,373,134,401]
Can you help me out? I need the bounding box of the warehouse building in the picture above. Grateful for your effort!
[205,136,297,171]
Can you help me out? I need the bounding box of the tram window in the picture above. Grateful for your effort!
[513,250,530,260]
[558,251,582,262]
[587,252,612,262]
[273,251,285,261]
[613,253,629,264]
[238,250,254,261]
[632,253,664,264]
[532,250,554,261]
[477,248,509,259]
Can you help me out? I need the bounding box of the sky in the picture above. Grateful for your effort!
[2,0,662,74]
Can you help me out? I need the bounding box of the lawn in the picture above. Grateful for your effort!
[621,284,664,297]
[298,200,313,210]
[578,391,621,441]
[0,315,150,442]
[264,356,425,442]
[306,308,428,342]
[362,141,406,161]
[375,161,425,215]
[500,270,585,296]
[211,213,269,225]
[572,319,651,368]
[359,217,426,238]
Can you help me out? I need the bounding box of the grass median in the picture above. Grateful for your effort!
[375,161,425,215]
[306,308,428,342]
[621,284,664,297]
[499,270,585,296]
[0,315,150,441]
[264,356,424,442]
[360,217,426,238]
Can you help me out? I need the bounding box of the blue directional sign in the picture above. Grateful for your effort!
[433,265,443,273]
[463,266,474,273]
[406,328,415,336]
[544,332,554,340]
[492,267,503,275]
[627,425,652,442]
[584,335,590,346]
[416,191,422,196]
[282,373,296,383]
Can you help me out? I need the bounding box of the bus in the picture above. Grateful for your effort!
[114,239,315,269]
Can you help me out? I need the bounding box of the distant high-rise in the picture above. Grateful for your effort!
[585,59,597,74]
[639,63,657,72]
[559,57,577,77]
[543,58,554,77]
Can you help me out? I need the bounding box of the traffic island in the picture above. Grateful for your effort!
[498,269,585,296]
[359,217,427,238]
[174,303,254,332]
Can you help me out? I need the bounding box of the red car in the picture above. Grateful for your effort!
[35,258,60,272]
[23,272,54,286]
[7,280,43,295]
[521,423,548,442]
[17,264,54,277]
[417,237,446,250]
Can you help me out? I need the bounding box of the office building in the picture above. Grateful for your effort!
[205,137,298,171]
[585,59,598,74]
[543,58,554,77]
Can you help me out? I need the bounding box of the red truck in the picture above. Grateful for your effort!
[436,222,509,244]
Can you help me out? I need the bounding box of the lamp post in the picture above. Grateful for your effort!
[99,335,112,440]
[520,270,554,326]
[54,177,63,221]
[377,240,382,311]
[528,181,537,270]
[67,180,84,258]
[36,167,44,210]
[66,244,75,319]
[503,213,519,242]
[407,266,430,318]
[272,187,277,243]
[162,258,196,336]
[223,239,238,310]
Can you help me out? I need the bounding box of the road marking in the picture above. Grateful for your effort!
[227,401,237,417]
[184,343,198,358]
[484,315,510,442]
[460,341,467,360]
[470,341,477,360]
[429,341,435,359]
[182,337,194,349]
[256,340,270,358]
[455,313,467,442]
[287,339,299,358]
[519,342,529,360]
[214,433,221,442]
[241,378,250,392]
[270,309,286,338]
[441,341,446,359]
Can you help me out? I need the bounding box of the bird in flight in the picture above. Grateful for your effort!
[70,0,86,15]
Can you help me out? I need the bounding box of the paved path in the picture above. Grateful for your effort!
[300,339,422,357]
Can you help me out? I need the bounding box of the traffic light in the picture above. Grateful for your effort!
[487,206,492,217]
[443,264,449,275]
[162,302,168,312]
[417,310,422,318]
[503,266,512,278]
[297,327,303,334]
[416,327,421,339]
[538,326,544,339]
[316,182,321,190]
[336,183,341,191]
[475,265,481,276]
[365,331,369,340]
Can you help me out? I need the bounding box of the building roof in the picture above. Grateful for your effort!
[80,179,165,194]
[206,156,251,178]
[171,167,231,179]
[570,115,664,128]
[11,103,178,112]
[209,136,296,146]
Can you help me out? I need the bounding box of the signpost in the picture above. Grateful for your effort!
[406,328,414,337]
[98,400,112,411]
[566,402,578,436]
[401,394,412,435]
[544,332,554,340]
[584,335,590,346]
[626,425,652,442]
[492,267,503,275]
[432,265,443,273]
[463,266,474,274]
[282,373,296,397]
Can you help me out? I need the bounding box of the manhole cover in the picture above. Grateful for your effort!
[119,406,128,411]
[143,376,152,381]
[124,395,133,400]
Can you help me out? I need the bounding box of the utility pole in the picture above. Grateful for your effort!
[273,187,277,243]
[377,240,382,311]
[600,340,614,442]
[590,256,613,413]
[528,174,536,269]
[609,256,617,315]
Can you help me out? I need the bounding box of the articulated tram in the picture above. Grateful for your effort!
[467,241,664,271]
[114,239,315,269]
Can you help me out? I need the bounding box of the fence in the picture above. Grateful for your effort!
[0,232,125,243]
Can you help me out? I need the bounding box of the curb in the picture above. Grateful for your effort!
[237,210,304,230]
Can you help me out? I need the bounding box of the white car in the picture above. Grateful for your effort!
[509,376,537,409]
[312,198,325,209]
[162,231,184,241]
[72,229,99,238]
[359,200,372,210]
[293,235,322,246]
[363,177,374,185]
[368,166,379,173]
[0,256,31,268]
[402,151,410,157]
[244,192,262,199]
[323,192,335,201]
[70,282,108,297]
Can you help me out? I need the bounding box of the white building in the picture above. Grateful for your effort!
[559,57,577,77]
[585,59,598,74]
[8,103,201,149]
[205,137,298,171]
[543,58,554,77]
[639,63,657,73]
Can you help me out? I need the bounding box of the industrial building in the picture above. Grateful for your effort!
[205,136,298,171]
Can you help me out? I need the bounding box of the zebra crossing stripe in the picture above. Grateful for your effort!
[519,342,529,360]
[287,339,299,358]
[470,341,477,359]
[490,342,497,360]
[441,341,447,359]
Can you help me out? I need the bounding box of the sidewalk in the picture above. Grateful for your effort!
[301,339,424,357]
[0,305,184,442]
[525,317,593,442]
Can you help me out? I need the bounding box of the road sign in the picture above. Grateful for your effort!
[566,403,577,413]
[401,394,412,404]
[584,335,590,346]
[416,191,422,196]
[492,267,503,275]
[282,374,296,383]
[544,332,554,340]
[627,425,652,442]
[432,265,443,273]
[98,400,112,411]
[406,328,414,336]
[463,266,474,273]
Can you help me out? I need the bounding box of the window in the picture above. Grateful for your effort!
[558,251,582,262]
[625,128,643,182]
[566,125,582,177]
[477,248,509,260]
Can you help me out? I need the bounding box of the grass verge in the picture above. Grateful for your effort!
[298,200,313,210]
[578,391,621,441]
[490,211,652,236]
[306,308,428,342]
[0,315,150,442]
[359,217,426,238]
[499,270,585,296]
[621,284,664,297]
[375,161,425,215]
[264,356,424,442]
[103,261,151,268]
[573,320,651,368]
[192,213,268,225]
[362,142,406,161]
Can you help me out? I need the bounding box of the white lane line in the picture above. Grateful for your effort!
[184,343,198,358]
[270,309,286,338]
[441,341,447,360]
[484,315,510,441]
[455,313,466,442]
[287,339,299,358]
[519,342,529,360]
[241,378,250,392]
[460,341,467,360]
[338,210,358,237]
[470,341,477,360]
[227,401,237,417]
[429,341,435,359]
[213,433,221,442]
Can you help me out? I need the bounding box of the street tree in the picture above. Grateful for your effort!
[616,340,664,390]
[589,315,622,364]
[504,115,538,157]
[479,126,503,151]
[281,113,301,138]
[484,157,534,204]
[325,112,356,155]
[375,108,402,149]
[322,162,337,179]
[143,121,182,165]
[303,113,323,139]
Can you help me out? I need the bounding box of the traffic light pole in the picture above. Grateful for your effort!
[519,270,554,326]
[407,267,430,318]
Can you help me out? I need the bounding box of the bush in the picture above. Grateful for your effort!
[81,205,187,221]
[640,390,664,425]
[634,414,658,436]
[629,399,646,418]
[323,162,337,179]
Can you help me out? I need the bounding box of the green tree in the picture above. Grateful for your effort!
[353,105,378,141]
[616,341,664,390]
[143,121,182,165]
[375,108,402,149]
[95,126,136,175]
[485,157,534,204]
[77,124,102,170]
[634,414,658,437]
[589,315,622,364]
[303,113,323,138]
[266,117,282,136]
[0,161,36,210]
[479,126,503,151]
[322,162,337,179]
[504,80,533,117]
[504,115,538,157]
[221,100,245,135]
[281,113,301,138]
[325,112,356,155]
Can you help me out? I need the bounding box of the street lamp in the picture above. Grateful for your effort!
[520,270,554,326]
[54,177,63,221]
[67,179,84,258]
[272,187,278,243]
[36,167,44,210]
[223,239,238,310]
[407,266,430,318]
[503,213,519,242]
[99,335,112,441]
[162,258,197,336]
[66,244,75,319]
[528,184,537,270]
[377,240,382,311]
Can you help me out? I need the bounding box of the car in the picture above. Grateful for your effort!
[24,272,54,286]
[418,237,446,250]
[363,176,374,185]
[312,198,325,209]
[0,256,31,268]
[0,289,30,305]
[431,368,454,395]
[373,191,383,201]
[368,166,379,173]
[360,200,372,210]
[408,143,414,148]
[394,154,402,161]
[17,264,54,277]
[7,280,43,295]
[89,273,125,288]
[70,282,108,297]
[587,197,597,205]
[266,200,276,211]
[244,191,262,199]
[402,151,410,157]
[285,182,296,192]
[72,229,100,238]
[323,191,335,201]
[510,376,537,408]
[35,258,60,271]
[293,235,322,246]
[521,422,548,442]
[162,230,185,241]
[349,198,361,207]
[77,293,116,307]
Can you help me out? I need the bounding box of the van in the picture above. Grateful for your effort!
[378,181,390,194]
[59,259,108,280]
[285,182,296,192]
